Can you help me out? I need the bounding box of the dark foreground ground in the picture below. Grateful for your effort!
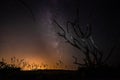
[0,68,120,80]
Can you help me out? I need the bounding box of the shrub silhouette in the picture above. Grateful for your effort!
[0,58,21,72]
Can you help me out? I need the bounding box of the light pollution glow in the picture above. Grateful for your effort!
[0,56,78,70]
[0,0,80,71]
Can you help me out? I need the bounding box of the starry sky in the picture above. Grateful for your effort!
[0,0,120,70]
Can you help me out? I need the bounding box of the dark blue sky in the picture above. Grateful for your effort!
[0,0,120,69]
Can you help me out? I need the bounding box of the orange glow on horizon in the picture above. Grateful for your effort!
[0,46,78,71]
[0,56,77,71]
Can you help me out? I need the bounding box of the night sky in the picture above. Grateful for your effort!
[0,0,120,70]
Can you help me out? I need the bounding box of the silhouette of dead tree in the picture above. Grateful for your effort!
[53,9,115,68]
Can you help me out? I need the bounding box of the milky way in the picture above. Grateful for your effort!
[0,0,77,70]
[0,0,120,70]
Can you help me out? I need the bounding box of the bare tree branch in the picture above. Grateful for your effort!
[66,21,84,38]
[103,44,116,63]
[53,8,115,68]
[84,24,92,38]
[72,56,86,66]
[15,0,35,22]
[53,19,66,35]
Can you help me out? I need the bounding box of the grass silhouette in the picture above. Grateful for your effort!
[0,57,120,80]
